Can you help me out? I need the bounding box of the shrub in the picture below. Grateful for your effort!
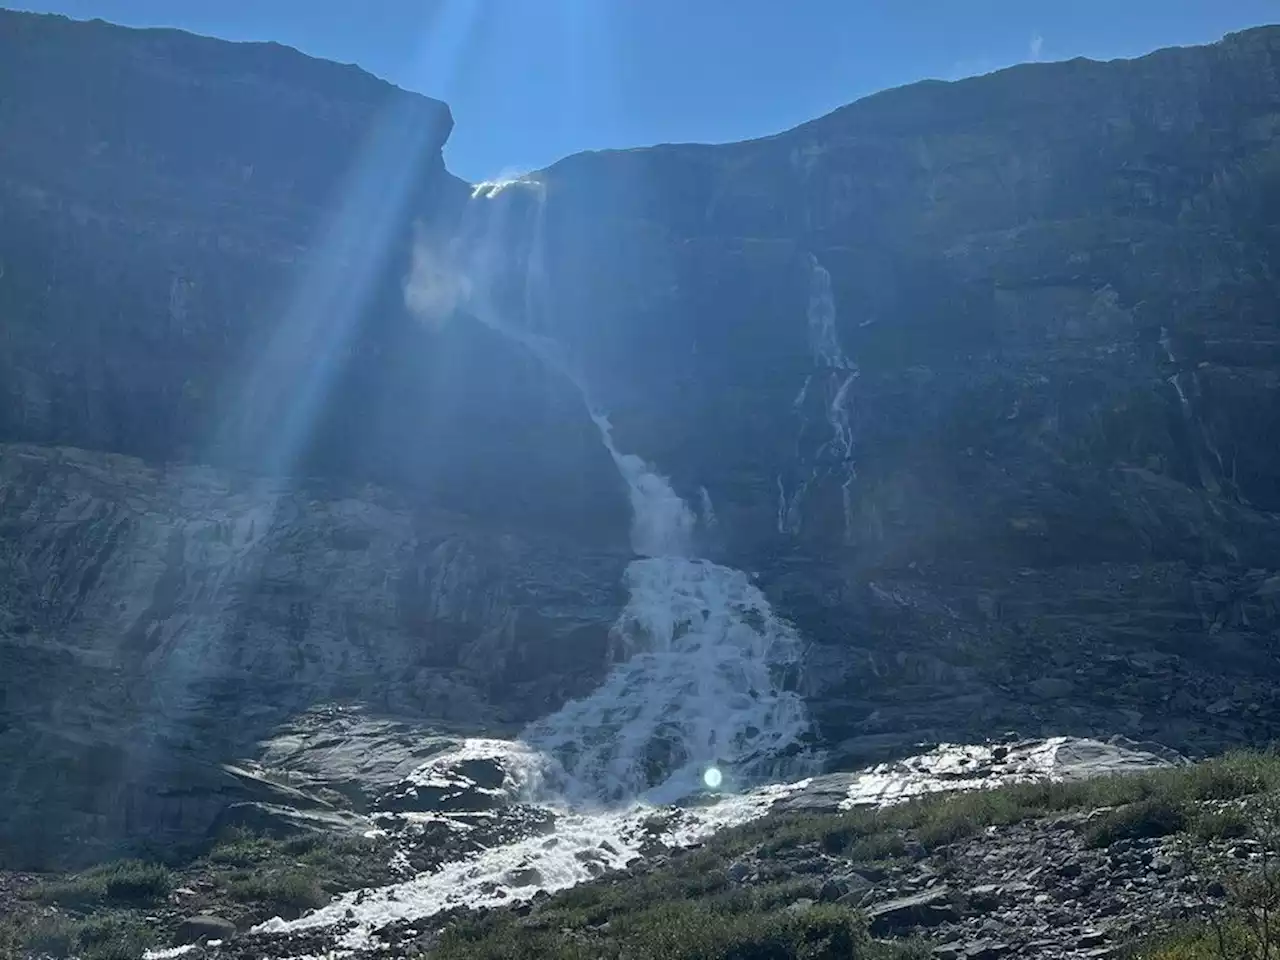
[72,914,157,960]
[27,858,171,907]
[433,899,902,960]
[208,827,271,867]
[21,914,79,958]
[14,913,156,960]
[1084,797,1188,848]
[27,875,105,910]
[96,859,172,903]
[207,828,389,892]
[226,868,327,916]
[1190,808,1251,841]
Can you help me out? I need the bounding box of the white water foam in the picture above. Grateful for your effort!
[246,736,1177,954]
[256,780,807,951]
[524,557,812,805]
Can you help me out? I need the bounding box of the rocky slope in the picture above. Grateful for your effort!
[8,740,1278,959]
[4,7,1280,868]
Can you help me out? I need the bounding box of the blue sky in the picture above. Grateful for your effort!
[10,1,1279,181]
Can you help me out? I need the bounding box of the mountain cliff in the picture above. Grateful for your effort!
[3,8,1280,867]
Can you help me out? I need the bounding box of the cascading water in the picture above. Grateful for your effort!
[411,177,819,805]
[777,254,860,541]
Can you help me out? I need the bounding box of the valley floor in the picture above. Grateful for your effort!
[4,748,1279,959]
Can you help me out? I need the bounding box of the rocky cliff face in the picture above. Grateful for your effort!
[0,11,627,543]
[0,443,625,865]
[4,9,1280,864]
[455,26,1280,764]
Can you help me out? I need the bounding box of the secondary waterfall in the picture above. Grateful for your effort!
[405,177,819,804]
[777,254,860,541]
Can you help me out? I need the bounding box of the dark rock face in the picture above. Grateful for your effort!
[0,11,628,543]
[493,26,1280,761]
[0,444,624,866]
[5,9,1280,862]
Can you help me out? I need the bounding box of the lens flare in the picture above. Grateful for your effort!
[703,766,724,790]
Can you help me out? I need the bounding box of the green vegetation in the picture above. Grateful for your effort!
[422,751,1280,959]
[1188,807,1252,842]
[1083,797,1188,848]
[28,858,173,908]
[719,750,1280,865]
[207,827,388,880]
[0,830,391,957]
[432,891,930,960]
[10,859,170,960]
[224,867,328,916]
[204,828,391,918]
[11,912,157,960]
[8,752,1280,958]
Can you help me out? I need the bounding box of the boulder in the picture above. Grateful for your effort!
[867,888,959,934]
[175,915,236,945]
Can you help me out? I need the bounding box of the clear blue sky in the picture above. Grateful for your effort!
[8,1,1279,181]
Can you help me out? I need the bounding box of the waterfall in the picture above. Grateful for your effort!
[404,178,819,804]
[777,254,859,541]
[1160,324,1227,497]
[805,254,852,371]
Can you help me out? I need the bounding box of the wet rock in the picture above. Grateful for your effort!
[964,941,1011,959]
[967,883,1008,912]
[1029,677,1075,700]
[868,888,958,934]
[504,867,544,888]
[1078,928,1111,948]
[818,878,846,902]
[176,915,237,946]
[209,801,373,840]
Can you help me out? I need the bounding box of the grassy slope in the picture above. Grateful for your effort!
[6,752,1280,958]
[430,752,1280,959]
[1,831,394,959]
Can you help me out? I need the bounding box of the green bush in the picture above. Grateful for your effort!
[72,914,156,960]
[613,901,867,960]
[27,875,105,909]
[433,899,906,960]
[96,859,173,903]
[207,828,389,893]
[1190,807,1252,841]
[226,868,327,916]
[1132,921,1254,959]
[1084,797,1188,848]
[21,914,79,958]
[14,913,156,960]
[208,827,272,867]
[27,858,172,907]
